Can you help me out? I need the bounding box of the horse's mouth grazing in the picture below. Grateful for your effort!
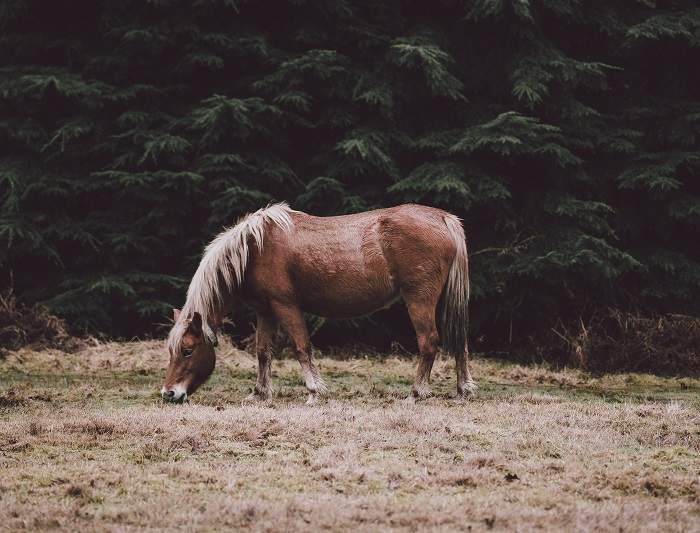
[161,385,188,403]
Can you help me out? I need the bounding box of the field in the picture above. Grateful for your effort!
[1,340,699,532]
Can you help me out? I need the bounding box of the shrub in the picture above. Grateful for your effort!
[0,290,74,352]
[530,310,700,375]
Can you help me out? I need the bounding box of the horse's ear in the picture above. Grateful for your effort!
[190,311,202,333]
[173,308,181,322]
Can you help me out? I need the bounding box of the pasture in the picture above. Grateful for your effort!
[1,340,698,531]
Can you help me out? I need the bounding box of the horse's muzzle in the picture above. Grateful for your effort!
[161,386,187,403]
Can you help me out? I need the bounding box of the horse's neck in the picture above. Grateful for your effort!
[209,288,236,328]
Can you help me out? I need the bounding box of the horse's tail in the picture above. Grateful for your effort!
[439,214,470,358]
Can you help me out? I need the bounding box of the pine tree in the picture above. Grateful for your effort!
[0,0,698,355]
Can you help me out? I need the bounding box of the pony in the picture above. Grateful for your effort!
[162,202,475,404]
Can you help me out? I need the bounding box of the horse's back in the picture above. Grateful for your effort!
[246,204,459,317]
[290,204,456,277]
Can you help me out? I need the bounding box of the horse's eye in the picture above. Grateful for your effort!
[182,348,194,358]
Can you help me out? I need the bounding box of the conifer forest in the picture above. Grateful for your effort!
[1,0,699,370]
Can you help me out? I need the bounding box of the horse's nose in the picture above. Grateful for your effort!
[162,389,175,401]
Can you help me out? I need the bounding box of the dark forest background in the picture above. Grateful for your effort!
[1,0,699,369]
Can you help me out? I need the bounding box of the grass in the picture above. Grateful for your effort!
[1,340,699,531]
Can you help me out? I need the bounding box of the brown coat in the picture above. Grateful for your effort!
[163,203,475,404]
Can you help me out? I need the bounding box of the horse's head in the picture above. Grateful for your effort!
[162,309,216,402]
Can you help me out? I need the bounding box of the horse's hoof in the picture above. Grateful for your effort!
[457,381,478,399]
[305,393,319,406]
[407,387,432,402]
[243,391,271,403]
[314,379,329,396]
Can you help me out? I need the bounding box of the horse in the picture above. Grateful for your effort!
[162,202,476,404]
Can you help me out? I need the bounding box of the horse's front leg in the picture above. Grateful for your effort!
[245,313,276,402]
[272,302,327,404]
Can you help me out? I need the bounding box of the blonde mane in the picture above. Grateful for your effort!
[167,202,294,352]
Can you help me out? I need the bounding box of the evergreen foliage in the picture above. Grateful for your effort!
[1,0,698,354]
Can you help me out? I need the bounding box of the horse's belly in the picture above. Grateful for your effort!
[300,276,399,318]
[285,212,401,318]
[294,253,399,318]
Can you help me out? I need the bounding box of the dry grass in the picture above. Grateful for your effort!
[1,340,699,532]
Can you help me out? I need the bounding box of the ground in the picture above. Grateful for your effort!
[0,340,698,532]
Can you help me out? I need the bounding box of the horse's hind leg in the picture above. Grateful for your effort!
[455,349,477,398]
[404,296,440,400]
[272,302,327,404]
[245,313,276,402]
